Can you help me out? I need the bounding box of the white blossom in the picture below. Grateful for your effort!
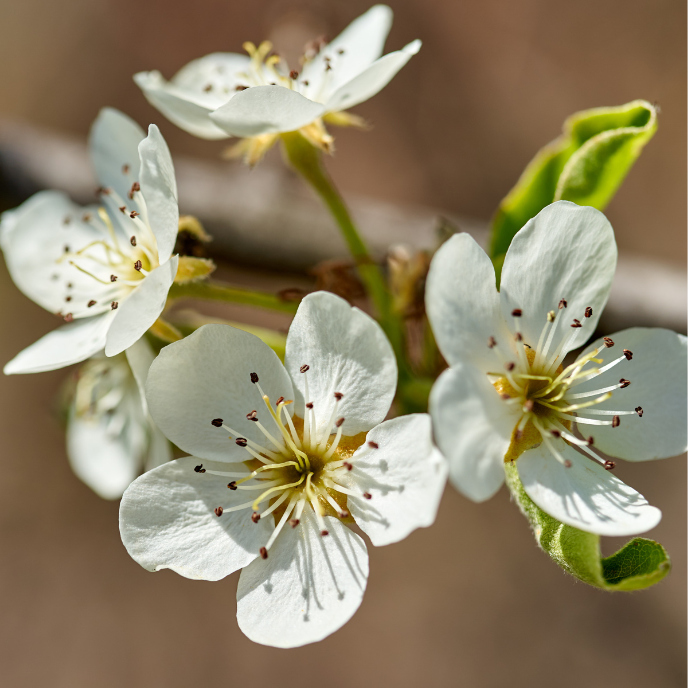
[120,292,446,647]
[134,5,420,163]
[67,337,171,500]
[1,108,179,374]
[426,201,687,536]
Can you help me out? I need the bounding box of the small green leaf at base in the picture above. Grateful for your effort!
[504,462,670,591]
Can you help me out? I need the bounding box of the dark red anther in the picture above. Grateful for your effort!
[235,85,248,91]
[250,372,259,383]
[587,436,594,446]
[211,418,223,427]
[320,530,329,537]
[235,438,248,447]
[290,519,300,528]
[343,461,353,471]
[550,429,561,438]
[619,379,631,389]
[505,362,516,372]
[214,507,223,517]
[290,70,299,79]
[130,236,137,246]
[260,547,268,559]
[64,313,74,322]
[246,410,258,422]
[559,299,567,309]
[134,260,142,271]
[584,306,593,318]
[227,482,237,491]
[306,402,314,409]
[571,319,582,328]
[623,349,633,360]
[335,417,345,428]
[612,415,621,428]
[300,364,310,373]
[487,336,497,348]
[564,460,572,468]
[604,460,616,471]
[368,441,379,449]
[129,211,139,218]
[635,406,644,417]
[194,464,205,473]
[251,512,261,523]
[511,308,522,317]
[122,164,130,174]
[87,300,96,308]
[119,206,126,214]
[603,337,614,348]
[363,492,372,500]
[514,332,523,342]
[276,396,284,405]
[334,392,344,401]
[339,510,350,519]
[110,275,118,282]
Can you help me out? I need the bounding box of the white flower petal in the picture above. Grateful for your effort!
[518,443,662,536]
[209,85,326,137]
[301,4,393,100]
[425,233,507,372]
[124,336,156,411]
[430,364,515,502]
[89,108,145,201]
[120,457,271,580]
[138,124,178,263]
[134,71,231,140]
[67,408,143,500]
[324,39,421,113]
[104,256,178,357]
[0,191,107,314]
[170,52,251,103]
[4,311,115,374]
[146,324,294,462]
[146,425,173,471]
[236,510,368,648]
[500,201,617,354]
[345,414,447,546]
[573,328,687,461]
[285,291,396,437]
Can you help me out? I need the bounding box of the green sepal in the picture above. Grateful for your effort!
[504,462,670,591]
[489,100,658,278]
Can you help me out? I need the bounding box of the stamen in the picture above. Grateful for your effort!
[323,417,345,459]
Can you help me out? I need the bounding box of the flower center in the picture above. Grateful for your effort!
[56,176,160,321]
[196,367,375,560]
[487,301,641,470]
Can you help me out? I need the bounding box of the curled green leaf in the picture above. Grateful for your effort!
[504,462,671,591]
[490,100,658,276]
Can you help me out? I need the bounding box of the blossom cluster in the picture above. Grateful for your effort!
[1,4,685,648]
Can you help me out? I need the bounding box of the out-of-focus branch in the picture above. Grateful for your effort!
[0,118,684,332]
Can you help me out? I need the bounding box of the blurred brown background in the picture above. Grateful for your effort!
[0,0,685,686]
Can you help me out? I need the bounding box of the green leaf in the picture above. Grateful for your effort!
[490,100,658,275]
[504,462,671,591]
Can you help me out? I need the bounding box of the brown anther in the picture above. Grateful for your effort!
[63,313,74,323]
[584,306,593,318]
[67,283,73,289]
[623,349,633,360]
[65,296,72,302]
[235,438,248,447]
[514,332,523,342]
[134,260,142,271]
[564,460,572,468]
[571,319,582,328]
[95,186,110,196]
[289,70,299,79]
[289,518,301,528]
[523,399,534,412]
[63,216,71,225]
[603,337,614,348]
[227,482,237,490]
[87,300,96,308]
[559,299,567,309]
[64,245,70,253]
[203,84,213,92]
[363,492,372,500]
[300,364,310,373]
[505,362,516,372]
[128,182,140,199]
[339,510,350,519]
[119,205,126,213]
[250,372,259,384]
[276,396,284,405]
[487,336,497,348]
[612,415,621,428]
[260,547,268,559]
[587,436,594,446]
[235,85,248,91]
[306,402,314,409]
[82,213,92,222]
[251,512,261,523]
[122,164,130,174]
[635,406,644,417]
[550,429,561,438]
[211,418,223,427]
[334,392,344,401]
[604,460,616,471]
[368,441,379,449]
[110,274,118,282]
[194,464,205,473]
[337,48,345,54]
[214,507,223,517]
[511,308,522,317]
[320,530,329,537]
[500,394,511,400]
[246,410,258,422]
[619,378,631,389]
[129,211,139,218]
[335,417,345,428]
[130,235,137,246]
[302,80,309,86]
[343,461,353,471]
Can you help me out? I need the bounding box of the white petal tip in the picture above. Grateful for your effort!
[404,39,422,55]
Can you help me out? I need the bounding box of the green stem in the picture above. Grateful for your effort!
[167,280,299,314]
[280,131,406,366]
